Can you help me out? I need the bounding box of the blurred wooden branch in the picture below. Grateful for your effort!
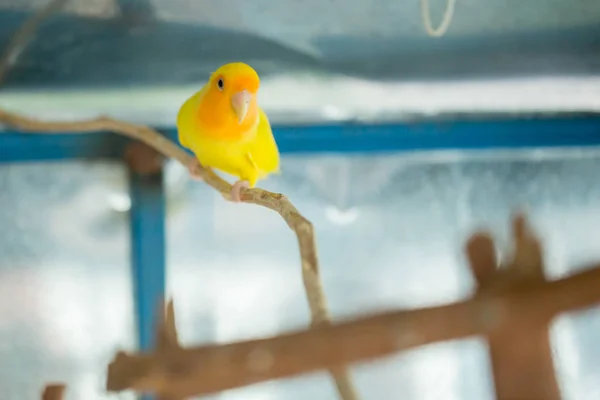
[468,214,560,400]
[103,214,600,399]
[41,384,66,400]
[0,108,358,399]
[4,107,600,399]
[156,298,181,352]
[156,299,183,400]
[0,0,69,83]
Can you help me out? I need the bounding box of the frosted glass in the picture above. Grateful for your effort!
[0,162,137,400]
[165,148,600,400]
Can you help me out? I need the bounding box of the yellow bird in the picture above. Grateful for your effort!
[176,62,280,202]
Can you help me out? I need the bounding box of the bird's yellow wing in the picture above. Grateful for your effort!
[246,107,280,177]
[219,107,280,188]
[176,85,206,151]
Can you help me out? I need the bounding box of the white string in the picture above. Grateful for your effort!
[420,0,456,37]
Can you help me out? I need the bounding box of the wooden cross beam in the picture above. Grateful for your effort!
[467,214,561,399]
[107,298,184,400]
[103,213,600,399]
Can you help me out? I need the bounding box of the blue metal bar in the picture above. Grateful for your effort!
[129,169,166,356]
[2,116,600,163]
[0,132,129,163]
[263,115,600,154]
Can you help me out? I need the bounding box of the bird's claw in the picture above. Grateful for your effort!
[230,180,250,202]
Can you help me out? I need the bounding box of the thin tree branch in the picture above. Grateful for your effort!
[155,298,183,400]
[0,0,69,84]
[156,298,180,352]
[0,108,359,399]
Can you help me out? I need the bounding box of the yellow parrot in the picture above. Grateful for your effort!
[176,62,280,202]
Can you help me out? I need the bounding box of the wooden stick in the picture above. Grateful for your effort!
[468,214,561,399]
[156,298,180,352]
[42,384,66,400]
[106,257,600,398]
[0,0,68,83]
[155,299,183,400]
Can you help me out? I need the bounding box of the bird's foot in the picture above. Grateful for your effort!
[187,158,204,181]
[230,180,250,202]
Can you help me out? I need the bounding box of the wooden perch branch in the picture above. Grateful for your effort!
[155,298,183,400]
[156,298,180,352]
[468,214,560,399]
[103,214,600,398]
[0,110,358,399]
[0,3,356,396]
[41,384,66,400]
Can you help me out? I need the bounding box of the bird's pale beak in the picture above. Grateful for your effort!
[231,90,252,124]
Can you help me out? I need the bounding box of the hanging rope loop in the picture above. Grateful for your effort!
[421,0,456,37]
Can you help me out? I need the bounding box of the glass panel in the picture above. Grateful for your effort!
[0,162,136,400]
[0,0,117,17]
[166,148,600,400]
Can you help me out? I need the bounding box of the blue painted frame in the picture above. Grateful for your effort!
[3,116,600,164]
[2,114,600,398]
[129,170,165,352]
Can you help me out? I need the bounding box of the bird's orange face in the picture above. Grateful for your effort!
[197,62,261,139]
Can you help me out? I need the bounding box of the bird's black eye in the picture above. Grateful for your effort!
[217,78,224,90]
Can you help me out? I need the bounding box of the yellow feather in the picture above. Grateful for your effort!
[176,63,280,188]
